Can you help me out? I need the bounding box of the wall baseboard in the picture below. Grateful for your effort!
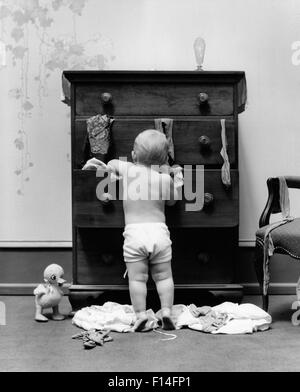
[242,283,297,295]
[0,284,70,296]
[0,242,72,248]
[0,282,296,296]
[1,247,299,296]
[0,240,257,248]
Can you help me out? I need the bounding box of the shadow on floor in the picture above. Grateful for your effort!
[71,289,235,312]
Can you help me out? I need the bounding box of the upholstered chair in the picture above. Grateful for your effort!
[255,177,300,311]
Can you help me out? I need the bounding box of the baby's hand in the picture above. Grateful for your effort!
[159,164,183,189]
[170,165,184,188]
[106,164,120,182]
[82,158,107,171]
[91,158,108,171]
[159,164,171,175]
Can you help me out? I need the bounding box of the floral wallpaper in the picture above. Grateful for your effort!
[0,0,115,195]
[1,0,299,244]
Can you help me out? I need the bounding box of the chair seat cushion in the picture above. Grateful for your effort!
[256,218,300,258]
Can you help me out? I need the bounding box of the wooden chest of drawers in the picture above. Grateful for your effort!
[62,71,246,309]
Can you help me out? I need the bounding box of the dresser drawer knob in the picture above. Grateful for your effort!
[198,92,209,104]
[197,252,210,264]
[101,92,112,103]
[204,192,214,207]
[99,192,113,205]
[101,253,114,265]
[198,135,211,149]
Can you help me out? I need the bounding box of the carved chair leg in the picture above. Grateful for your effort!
[254,242,269,312]
[262,295,269,312]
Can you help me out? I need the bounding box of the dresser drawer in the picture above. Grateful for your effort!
[171,228,236,284]
[74,119,236,168]
[73,171,125,228]
[75,83,234,117]
[76,227,235,285]
[73,169,238,228]
[76,228,125,285]
[166,169,239,228]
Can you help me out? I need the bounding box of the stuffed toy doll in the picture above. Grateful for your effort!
[34,264,66,322]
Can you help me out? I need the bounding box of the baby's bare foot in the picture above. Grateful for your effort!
[162,316,176,330]
[133,317,149,332]
[161,308,176,330]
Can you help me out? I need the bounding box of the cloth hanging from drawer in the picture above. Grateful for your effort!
[154,118,175,164]
[261,177,294,296]
[85,114,114,161]
[220,119,231,187]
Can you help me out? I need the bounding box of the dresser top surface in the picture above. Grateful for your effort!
[63,70,246,84]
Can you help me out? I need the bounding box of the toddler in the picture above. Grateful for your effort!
[104,130,179,331]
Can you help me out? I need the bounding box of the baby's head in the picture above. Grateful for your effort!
[132,129,168,166]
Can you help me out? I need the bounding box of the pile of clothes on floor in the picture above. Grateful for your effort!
[72,329,113,350]
[72,301,272,335]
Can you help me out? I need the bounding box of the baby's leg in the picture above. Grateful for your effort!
[126,260,149,332]
[151,261,175,330]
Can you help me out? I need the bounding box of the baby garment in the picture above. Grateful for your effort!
[185,302,272,334]
[72,302,158,332]
[154,118,175,164]
[85,114,114,162]
[210,302,272,334]
[72,301,271,335]
[220,118,231,187]
[123,222,172,264]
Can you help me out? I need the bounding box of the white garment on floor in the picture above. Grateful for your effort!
[212,302,271,322]
[188,302,272,334]
[72,302,158,332]
[72,301,272,335]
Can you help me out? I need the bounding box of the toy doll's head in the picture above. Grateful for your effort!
[132,129,168,167]
[43,264,66,286]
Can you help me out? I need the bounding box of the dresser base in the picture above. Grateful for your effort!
[68,284,243,312]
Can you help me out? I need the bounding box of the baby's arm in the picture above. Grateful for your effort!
[107,159,134,178]
[161,174,179,206]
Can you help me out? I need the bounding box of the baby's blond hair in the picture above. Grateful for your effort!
[133,129,168,166]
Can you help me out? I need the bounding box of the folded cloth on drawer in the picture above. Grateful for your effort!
[72,301,271,334]
[82,158,183,188]
[86,114,114,157]
[154,118,174,164]
[82,158,120,182]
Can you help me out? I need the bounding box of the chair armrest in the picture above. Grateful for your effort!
[285,176,300,189]
[259,176,300,228]
[259,178,281,227]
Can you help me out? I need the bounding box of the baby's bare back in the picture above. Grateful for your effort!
[122,165,170,225]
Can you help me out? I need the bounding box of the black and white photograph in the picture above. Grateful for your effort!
[1,0,300,375]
